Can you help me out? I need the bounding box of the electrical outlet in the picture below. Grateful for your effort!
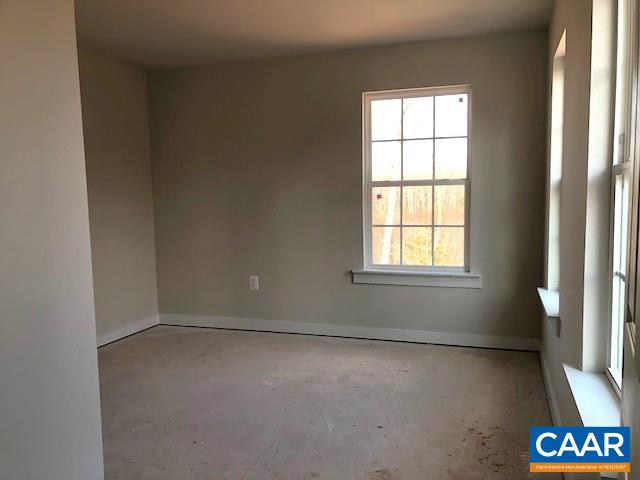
[249,275,259,291]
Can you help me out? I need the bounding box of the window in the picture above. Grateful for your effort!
[362,86,470,272]
[606,0,637,391]
[609,166,630,388]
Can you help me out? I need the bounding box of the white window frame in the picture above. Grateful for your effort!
[605,0,639,393]
[607,161,631,393]
[361,85,472,275]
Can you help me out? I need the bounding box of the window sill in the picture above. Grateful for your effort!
[537,287,559,318]
[563,364,621,428]
[351,269,482,289]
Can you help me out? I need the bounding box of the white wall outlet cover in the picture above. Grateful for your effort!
[249,275,259,291]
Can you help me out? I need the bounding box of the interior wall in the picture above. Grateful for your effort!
[78,51,159,344]
[0,1,104,479]
[148,29,548,342]
[540,0,594,426]
[582,0,615,373]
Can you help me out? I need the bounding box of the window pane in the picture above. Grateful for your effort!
[435,94,468,137]
[402,186,432,225]
[435,138,467,179]
[403,96,434,139]
[612,173,630,274]
[402,227,433,265]
[372,141,401,181]
[372,187,400,225]
[434,227,464,266]
[610,276,624,385]
[403,140,433,180]
[434,185,465,225]
[372,227,400,264]
[371,99,401,140]
[609,172,630,386]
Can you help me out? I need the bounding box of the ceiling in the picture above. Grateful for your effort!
[75,0,552,69]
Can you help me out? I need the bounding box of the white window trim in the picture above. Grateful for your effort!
[352,268,481,288]
[537,287,560,318]
[604,0,639,394]
[563,364,621,428]
[357,85,478,287]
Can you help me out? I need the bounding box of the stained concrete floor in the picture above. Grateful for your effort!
[99,325,556,480]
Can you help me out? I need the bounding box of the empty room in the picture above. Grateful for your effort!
[3,0,640,479]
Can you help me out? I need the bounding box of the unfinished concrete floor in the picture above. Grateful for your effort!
[99,325,555,480]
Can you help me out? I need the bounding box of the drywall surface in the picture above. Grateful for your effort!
[540,0,593,427]
[553,0,594,370]
[0,1,104,479]
[79,51,159,342]
[148,30,548,340]
[582,0,615,373]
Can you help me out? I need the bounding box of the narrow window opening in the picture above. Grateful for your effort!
[547,31,566,292]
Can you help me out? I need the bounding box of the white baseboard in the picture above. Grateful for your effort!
[160,314,540,351]
[97,315,159,347]
[539,350,562,426]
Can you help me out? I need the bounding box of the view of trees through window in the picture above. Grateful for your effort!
[365,88,469,268]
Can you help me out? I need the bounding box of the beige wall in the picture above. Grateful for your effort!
[148,30,548,341]
[0,1,104,479]
[79,51,159,342]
